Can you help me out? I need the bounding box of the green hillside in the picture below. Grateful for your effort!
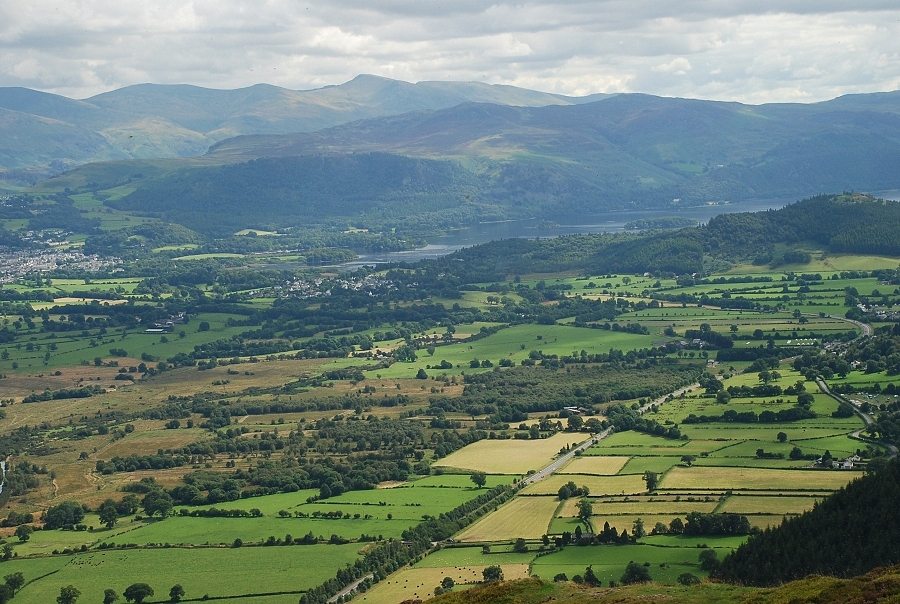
[65,90,900,233]
[428,567,900,604]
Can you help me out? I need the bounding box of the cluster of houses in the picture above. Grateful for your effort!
[816,454,862,470]
[856,303,900,322]
[0,248,120,285]
[281,273,399,299]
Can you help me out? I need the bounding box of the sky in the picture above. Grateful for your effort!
[0,1,898,103]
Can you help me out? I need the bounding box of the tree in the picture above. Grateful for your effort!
[620,561,651,584]
[632,518,646,539]
[43,501,85,529]
[716,390,731,404]
[482,566,504,583]
[513,538,528,553]
[198,321,210,332]
[14,525,32,542]
[583,565,601,586]
[4,573,24,594]
[415,368,428,380]
[168,584,185,602]
[57,585,81,604]
[470,472,487,488]
[142,490,174,518]
[643,471,659,492]
[567,414,584,431]
[777,431,788,443]
[680,455,696,466]
[677,573,701,585]
[98,499,119,529]
[123,583,154,603]
[576,499,593,525]
[103,589,119,604]
[698,548,720,571]
[440,577,454,590]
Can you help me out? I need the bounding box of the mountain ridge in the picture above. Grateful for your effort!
[0,75,607,184]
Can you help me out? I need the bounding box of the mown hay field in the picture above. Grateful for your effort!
[456,496,561,542]
[357,564,530,603]
[559,456,629,475]
[661,466,859,491]
[434,433,586,474]
[522,474,647,496]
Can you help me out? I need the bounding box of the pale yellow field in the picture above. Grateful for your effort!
[558,456,629,475]
[661,467,860,491]
[746,514,799,529]
[522,474,647,496]
[434,433,587,474]
[456,496,561,542]
[561,499,719,517]
[357,564,530,603]
[719,495,823,515]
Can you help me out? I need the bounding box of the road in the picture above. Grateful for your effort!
[520,427,612,487]
[327,573,374,603]
[815,377,898,457]
[840,316,873,338]
[520,381,700,488]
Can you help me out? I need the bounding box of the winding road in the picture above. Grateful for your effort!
[815,376,898,457]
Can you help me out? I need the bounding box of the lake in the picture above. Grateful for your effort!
[335,197,793,269]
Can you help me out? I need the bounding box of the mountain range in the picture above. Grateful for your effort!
[4,76,900,235]
[0,75,602,184]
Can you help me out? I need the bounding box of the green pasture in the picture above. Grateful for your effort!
[12,545,362,602]
[530,539,739,584]
[415,547,536,567]
[0,312,246,372]
[366,323,660,379]
[106,515,411,545]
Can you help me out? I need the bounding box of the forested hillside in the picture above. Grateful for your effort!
[422,194,900,279]
[714,459,900,585]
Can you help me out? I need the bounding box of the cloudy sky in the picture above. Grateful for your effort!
[1,1,898,103]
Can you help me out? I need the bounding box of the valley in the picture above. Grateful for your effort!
[0,193,896,602]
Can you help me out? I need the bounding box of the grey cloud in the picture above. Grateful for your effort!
[0,1,896,103]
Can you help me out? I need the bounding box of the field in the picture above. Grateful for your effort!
[357,564,531,603]
[434,433,587,474]
[11,545,363,602]
[530,538,740,584]
[455,496,561,541]
[366,323,661,379]
[521,474,648,496]
[558,456,629,475]
[660,467,858,492]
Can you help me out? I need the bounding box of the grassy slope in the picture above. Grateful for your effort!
[429,565,900,604]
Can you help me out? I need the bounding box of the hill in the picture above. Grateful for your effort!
[0,75,599,184]
[427,566,900,604]
[76,90,900,234]
[712,458,900,586]
[419,194,900,280]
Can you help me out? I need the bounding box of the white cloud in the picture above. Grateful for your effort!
[0,1,897,103]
